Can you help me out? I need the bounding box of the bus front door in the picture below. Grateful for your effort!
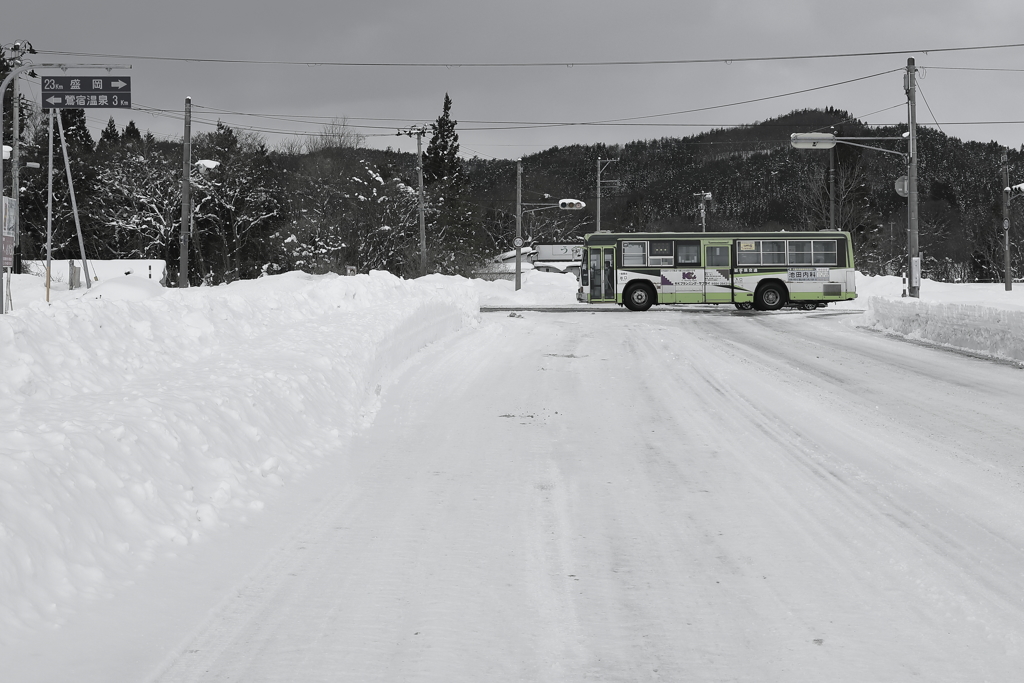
[588,247,616,303]
[703,241,733,304]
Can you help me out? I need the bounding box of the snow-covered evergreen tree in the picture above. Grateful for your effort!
[123,120,142,144]
[96,117,120,154]
[424,94,463,187]
[420,94,484,275]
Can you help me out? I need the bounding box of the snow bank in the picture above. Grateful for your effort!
[432,269,579,306]
[0,271,478,634]
[855,275,1024,363]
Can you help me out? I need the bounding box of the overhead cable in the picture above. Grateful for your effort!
[34,41,1024,68]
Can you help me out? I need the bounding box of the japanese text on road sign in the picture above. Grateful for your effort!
[41,76,132,109]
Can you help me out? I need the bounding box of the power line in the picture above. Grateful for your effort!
[915,81,943,134]
[925,66,1024,73]
[129,101,1024,142]
[34,41,1024,68]
[126,68,901,139]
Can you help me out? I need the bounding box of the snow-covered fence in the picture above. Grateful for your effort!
[864,296,1024,363]
[24,259,168,286]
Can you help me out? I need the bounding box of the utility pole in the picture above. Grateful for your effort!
[46,110,54,301]
[3,40,33,276]
[397,126,428,276]
[179,96,191,288]
[1003,151,1012,291]
[417,129,426,277]
[905,58,921,298]
[11,73,20,274]
[516,159,522,291]
[596,158,618,231]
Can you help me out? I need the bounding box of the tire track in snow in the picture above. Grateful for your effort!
[149,311,1024,682]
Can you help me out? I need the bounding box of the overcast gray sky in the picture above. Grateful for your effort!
[6,0,1024,159]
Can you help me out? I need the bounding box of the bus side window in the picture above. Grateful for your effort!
[788,241,812,265]
[676,241,700,266]
[706,246,729,267]
[622,241,647,267]
[580,250,589,285]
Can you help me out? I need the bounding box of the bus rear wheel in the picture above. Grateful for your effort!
[754,283,786,311]
[624,283,655,311]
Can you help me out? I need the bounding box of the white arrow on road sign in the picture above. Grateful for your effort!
[46,96,62,106]
[111,80,128,89]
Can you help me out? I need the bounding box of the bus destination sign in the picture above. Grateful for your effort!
[41,76,132,109]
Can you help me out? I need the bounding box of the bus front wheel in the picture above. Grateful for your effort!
[624,283,655,311]
[754,283,787,311]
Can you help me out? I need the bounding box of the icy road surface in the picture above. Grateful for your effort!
[13,306,1024,682]
[142,308,1024,682]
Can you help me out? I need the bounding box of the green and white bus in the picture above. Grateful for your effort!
[577,230,857,311]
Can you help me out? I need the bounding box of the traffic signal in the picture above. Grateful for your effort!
[558,199,586,210]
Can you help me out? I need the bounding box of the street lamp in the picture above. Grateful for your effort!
[693,191,713,231]
[791,132,913,292]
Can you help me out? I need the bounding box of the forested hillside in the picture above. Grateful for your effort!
[468,108,1022,283]
[5,87,1021,283]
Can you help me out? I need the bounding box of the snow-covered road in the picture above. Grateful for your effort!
[130,308,1024,682]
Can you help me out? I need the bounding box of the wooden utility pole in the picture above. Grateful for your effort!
[906,58,920,298]
[417,128,426,277]
[179,97,192,288]
[1002,151,1012,290]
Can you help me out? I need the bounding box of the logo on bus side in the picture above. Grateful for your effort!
[659,270,702,288]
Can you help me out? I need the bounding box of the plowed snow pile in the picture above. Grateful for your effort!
[0,271,478,633]
[852,275,1024,363]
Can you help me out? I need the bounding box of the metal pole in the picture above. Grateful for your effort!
[417,129,426,277]
[179,97,191,288]
[1003,151,1012,291]
[12,75,20,274]
[829,146,835,231]
[906,58,920,298]
[56,112,92,288]
[46,109,54,302]
[515,159,522,291]
[596,157,602,232]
